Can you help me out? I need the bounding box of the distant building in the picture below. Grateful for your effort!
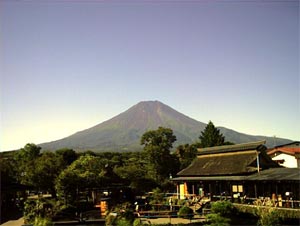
[172,141,300,203]
[268,142,300,168]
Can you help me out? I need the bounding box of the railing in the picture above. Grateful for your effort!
[233,203,300,219]
[212,195,300,209]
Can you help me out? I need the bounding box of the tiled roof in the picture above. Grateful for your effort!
[274,141,299,148]
[245,168,300,181]
[268,147,300,156]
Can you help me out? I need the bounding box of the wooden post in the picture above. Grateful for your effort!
[256,152,260,172]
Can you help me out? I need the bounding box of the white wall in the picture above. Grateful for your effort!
[272,153,298,168]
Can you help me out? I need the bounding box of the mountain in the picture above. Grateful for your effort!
[40,101,293,152]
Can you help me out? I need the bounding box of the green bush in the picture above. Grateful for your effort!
[23,198,57,224]
[205,213,230,226]
[149,187,164,205]
[205,201,234,226]
[210,201,234,217]
[256,207,280,226]
[116,218,132,226]
[133,218,143,226]
[34,216,53,226]
[178,206,194,219]
[105,203,134,226]
[23,199,37,223]
[105,213,117,226]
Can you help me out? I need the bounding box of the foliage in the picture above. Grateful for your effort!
[234,203,300,219]
[204,201,234,226]
[55,148,77,166]
[176,143,198,169]
[105,213,118,226]
[141,127,176,150]
[133,218,151,226]
[23,198,57,224]
[16,143,41,160]
[178,206,194,219]
[149,188,165,205]
[114,153,156,192]
[0,156,18,186]
[14,143,41,185]
[32,152,64,196]
[116,218,132,226]
[205,213,230,226]
[33,216,53,226]
[141,127,178,183]
[105,203,134,226]
[13,144,65,197]
[210,201,234,217]
[255,207,281,226]
[199,121,225,148]
[55,155,110,205]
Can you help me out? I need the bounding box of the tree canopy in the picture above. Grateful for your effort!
[141,127,178,184]
[176,143,198,170]
[199,121,225,148]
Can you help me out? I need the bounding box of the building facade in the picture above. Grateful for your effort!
[173,141,300,205]
[268,142,300,168]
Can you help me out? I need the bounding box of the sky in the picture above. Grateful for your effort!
[0,0,299,151]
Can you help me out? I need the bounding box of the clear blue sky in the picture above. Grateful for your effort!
[0,0,299,151]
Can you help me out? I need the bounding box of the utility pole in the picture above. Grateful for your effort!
[273,135,277,147]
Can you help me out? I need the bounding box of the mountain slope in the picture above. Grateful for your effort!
[40,101,292,152]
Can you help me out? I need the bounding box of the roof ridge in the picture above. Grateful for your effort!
[197,150,257,158]
[197,140,266,155]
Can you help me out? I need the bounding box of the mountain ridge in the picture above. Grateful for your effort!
[40,101,293,151]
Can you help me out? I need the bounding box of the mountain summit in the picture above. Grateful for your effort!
[40,101,292,152]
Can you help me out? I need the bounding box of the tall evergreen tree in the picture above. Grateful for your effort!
[199,121,225,147]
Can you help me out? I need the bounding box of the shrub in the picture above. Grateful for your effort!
[256,207,281,226]
[149,187,164,205]
[34,216,53,226]
[105,213,117,226]
[23,198,57,224]
[105,203,135,226]
[210,201,234,217]
[133,218,143,226]
[205,201,234,226]
[205,213,230,226]
[178,206,194,219]
[116,219,132,226]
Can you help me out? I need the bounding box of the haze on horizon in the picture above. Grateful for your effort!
[0,0,299,151]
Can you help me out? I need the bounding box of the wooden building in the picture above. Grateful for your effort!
[268,141,300,168]
[172,141,300,204]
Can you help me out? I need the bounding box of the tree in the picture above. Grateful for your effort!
[55,155,110,205]
[199,121,225,148]
[114,154,157,193]
[176,143,198,169]
[15,143,41,161]
[55,148,77,166]
[32,152,64,197]
[140,127,177,183]
[14,143,41,185]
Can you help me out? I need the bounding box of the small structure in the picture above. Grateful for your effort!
[267,141,300,168]
[172,141,300,205]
